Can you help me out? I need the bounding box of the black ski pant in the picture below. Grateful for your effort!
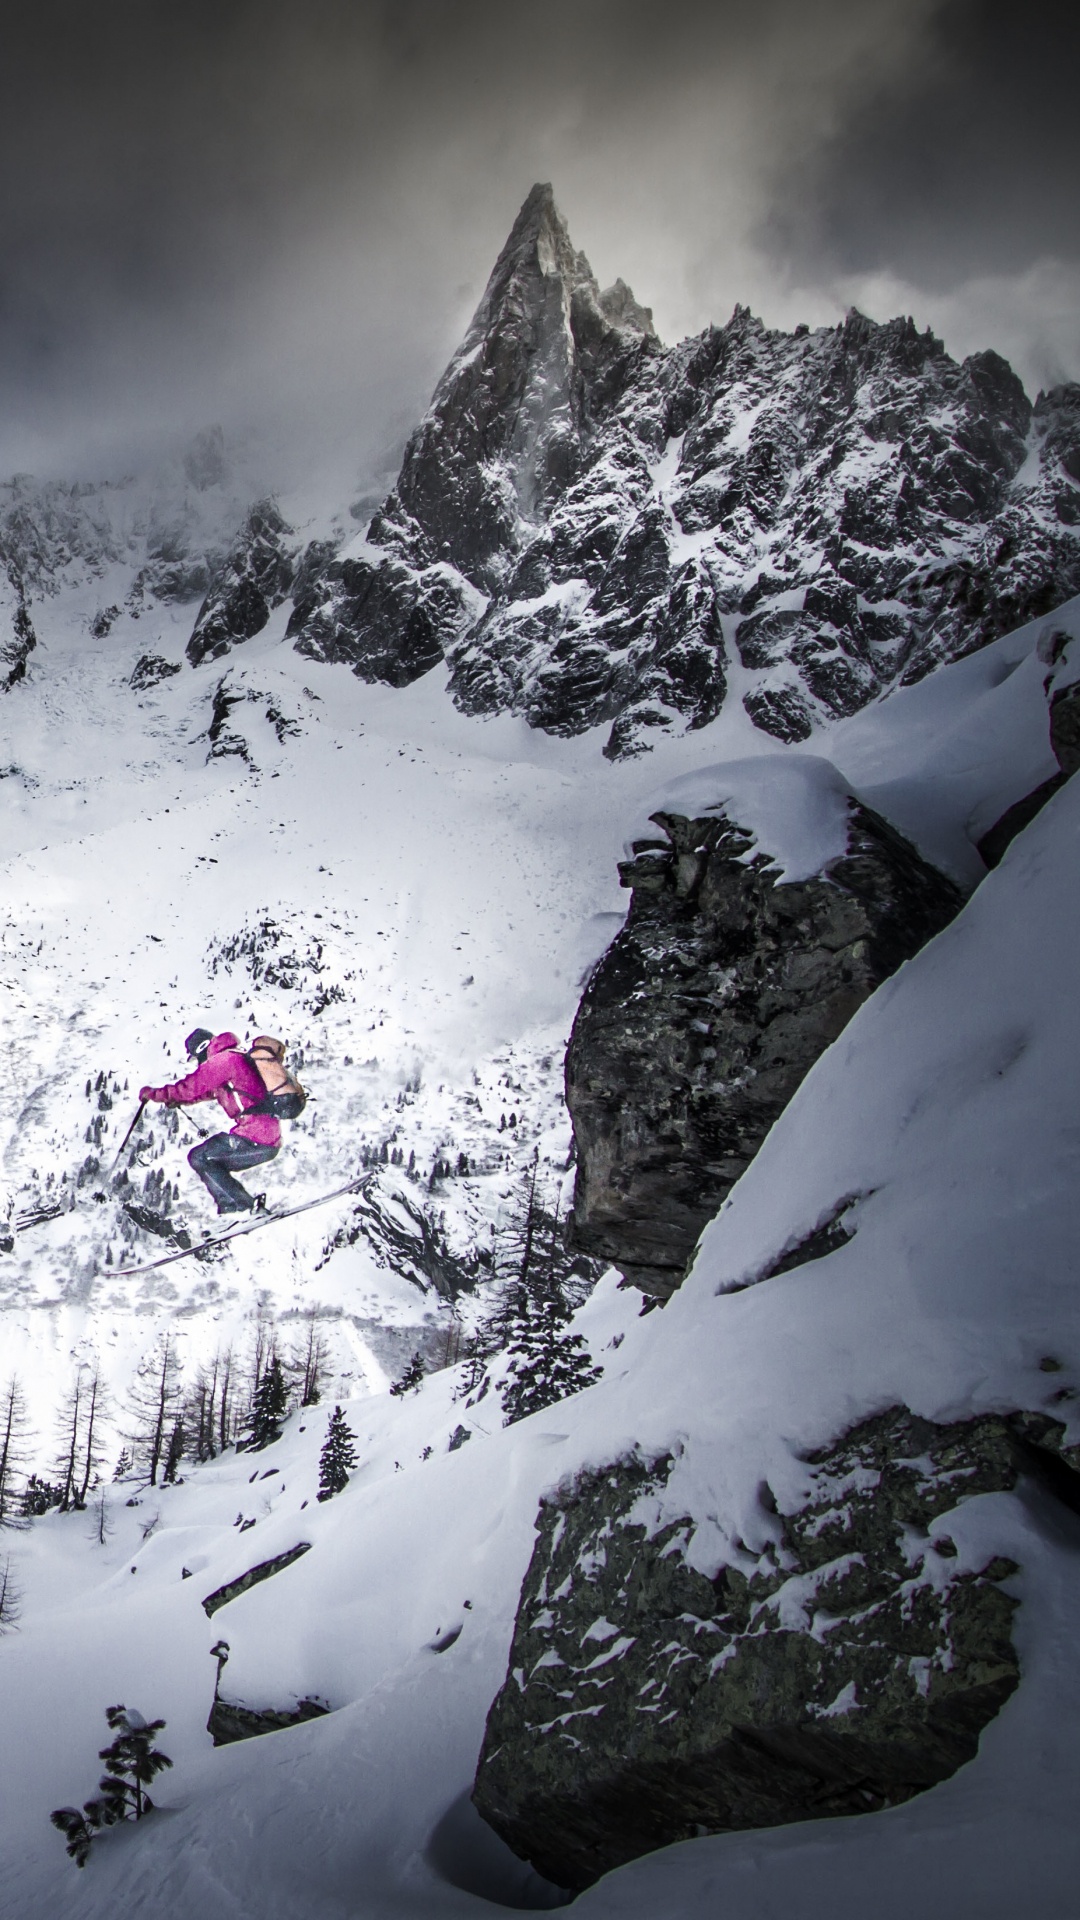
[188,1133,279,1212]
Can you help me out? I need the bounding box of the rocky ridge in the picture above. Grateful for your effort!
[280,185,1080,757]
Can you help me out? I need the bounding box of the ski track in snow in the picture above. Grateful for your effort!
[1,580,1079,1916]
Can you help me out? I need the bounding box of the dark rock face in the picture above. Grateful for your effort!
[565,795,962,1296]
[290,549,476,688]
[202,1542,311,1617]
[977,668,1080,868]
[288,186,1080,755]
[207,1694,329,1746]
[129,653,181,692]
[0,569,37,689]
[187,500,296,667]
[472,1407,1022,1892]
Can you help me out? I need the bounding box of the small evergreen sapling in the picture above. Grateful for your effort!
[390,1351,425,1398]
[51,1705,172,1867]
[317,1406,357,1500]
[88,1705,172,1823]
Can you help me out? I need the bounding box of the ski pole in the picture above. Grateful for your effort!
[109,1101,147,1173]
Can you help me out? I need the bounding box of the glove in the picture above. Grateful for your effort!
[139,1087,156,1103]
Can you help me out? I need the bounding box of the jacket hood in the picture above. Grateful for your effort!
[209,1031,241,1056]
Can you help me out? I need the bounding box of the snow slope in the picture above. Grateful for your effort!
[1,559,1079,1912]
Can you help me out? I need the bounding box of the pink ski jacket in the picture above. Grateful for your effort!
[141,1032,281,1147]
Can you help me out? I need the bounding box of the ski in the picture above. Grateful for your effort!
[111,1175,372,1276]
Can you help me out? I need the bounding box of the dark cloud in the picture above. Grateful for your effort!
[0,1,1072,477]
[765,0,1080,286]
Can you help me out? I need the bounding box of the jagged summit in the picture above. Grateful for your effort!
[274,188,1080,755]
[6,188,1077,762]
[387,183,658,591]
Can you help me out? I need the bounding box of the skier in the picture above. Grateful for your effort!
[139,1030,286,1215]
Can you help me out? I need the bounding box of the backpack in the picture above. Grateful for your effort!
[246,1041,308,1121]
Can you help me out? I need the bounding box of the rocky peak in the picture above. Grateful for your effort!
[280,190,1080,756]
[388,183,656,592]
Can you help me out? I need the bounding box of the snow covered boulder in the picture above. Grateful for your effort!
[472,1408,1023,1891]
[566,758,963,1297]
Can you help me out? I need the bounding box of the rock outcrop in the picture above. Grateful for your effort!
[286,186,1080,756]
[0,568,37,688]
[201,1542,311,1617]
[472,1407,1024,1892]
[186,499,296,667]
[207,1694,329,1746]
[565,770,962,1296]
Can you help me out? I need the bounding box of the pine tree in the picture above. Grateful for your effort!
[500,1290,602,1427]
[317,1406,357,1500]
[50,1806,95,1868]
[295,1309,329,1407]
[246,1354,288,1449]
[126,1336,182,1486]
[76,1371,108,1509]
[87,1706,172,1824]
[0,1553,21,1629]
[112,1447,133,1481]
[53,1371,85,1511]
[217,1346,235,1454]
[186,1356,220,1463]
[0,1376,31,1527]
[389,1351,425,1397]
[52,1705,172,1865]
[162,1417,185,1484]
[92,1483,111,1546]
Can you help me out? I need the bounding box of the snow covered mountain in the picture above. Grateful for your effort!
[0,185,1079,1920]
[280,185,1080,757]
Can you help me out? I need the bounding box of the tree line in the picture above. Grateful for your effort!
[0,1305,334,1560]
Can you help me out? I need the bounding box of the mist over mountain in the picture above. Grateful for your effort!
[0,0,1075,475]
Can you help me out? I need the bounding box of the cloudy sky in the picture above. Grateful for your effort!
[0,0,1075,480]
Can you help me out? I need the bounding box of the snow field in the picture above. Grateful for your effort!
[1,564,1080,1913]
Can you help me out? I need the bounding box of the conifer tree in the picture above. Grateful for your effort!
[53,1371,85,1511]
[389,1351,425,1397]
[52,1705,172,1865]
[87,1706,172,1824]
[127,1336,182,1486]
[187,1356,220,1463]
[246,1353,288,1448]
[317,1405,357,1500]
[0,1553,21,1629]
[162,1416,185,1484]
[217,1346,235,1453]
[295,1309,329,1407]
[500,1290,602,1426]
[0,1375,31,1527]
[76,1371,108,1509]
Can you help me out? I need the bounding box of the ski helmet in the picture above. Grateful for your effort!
[185,1027,213,1062]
